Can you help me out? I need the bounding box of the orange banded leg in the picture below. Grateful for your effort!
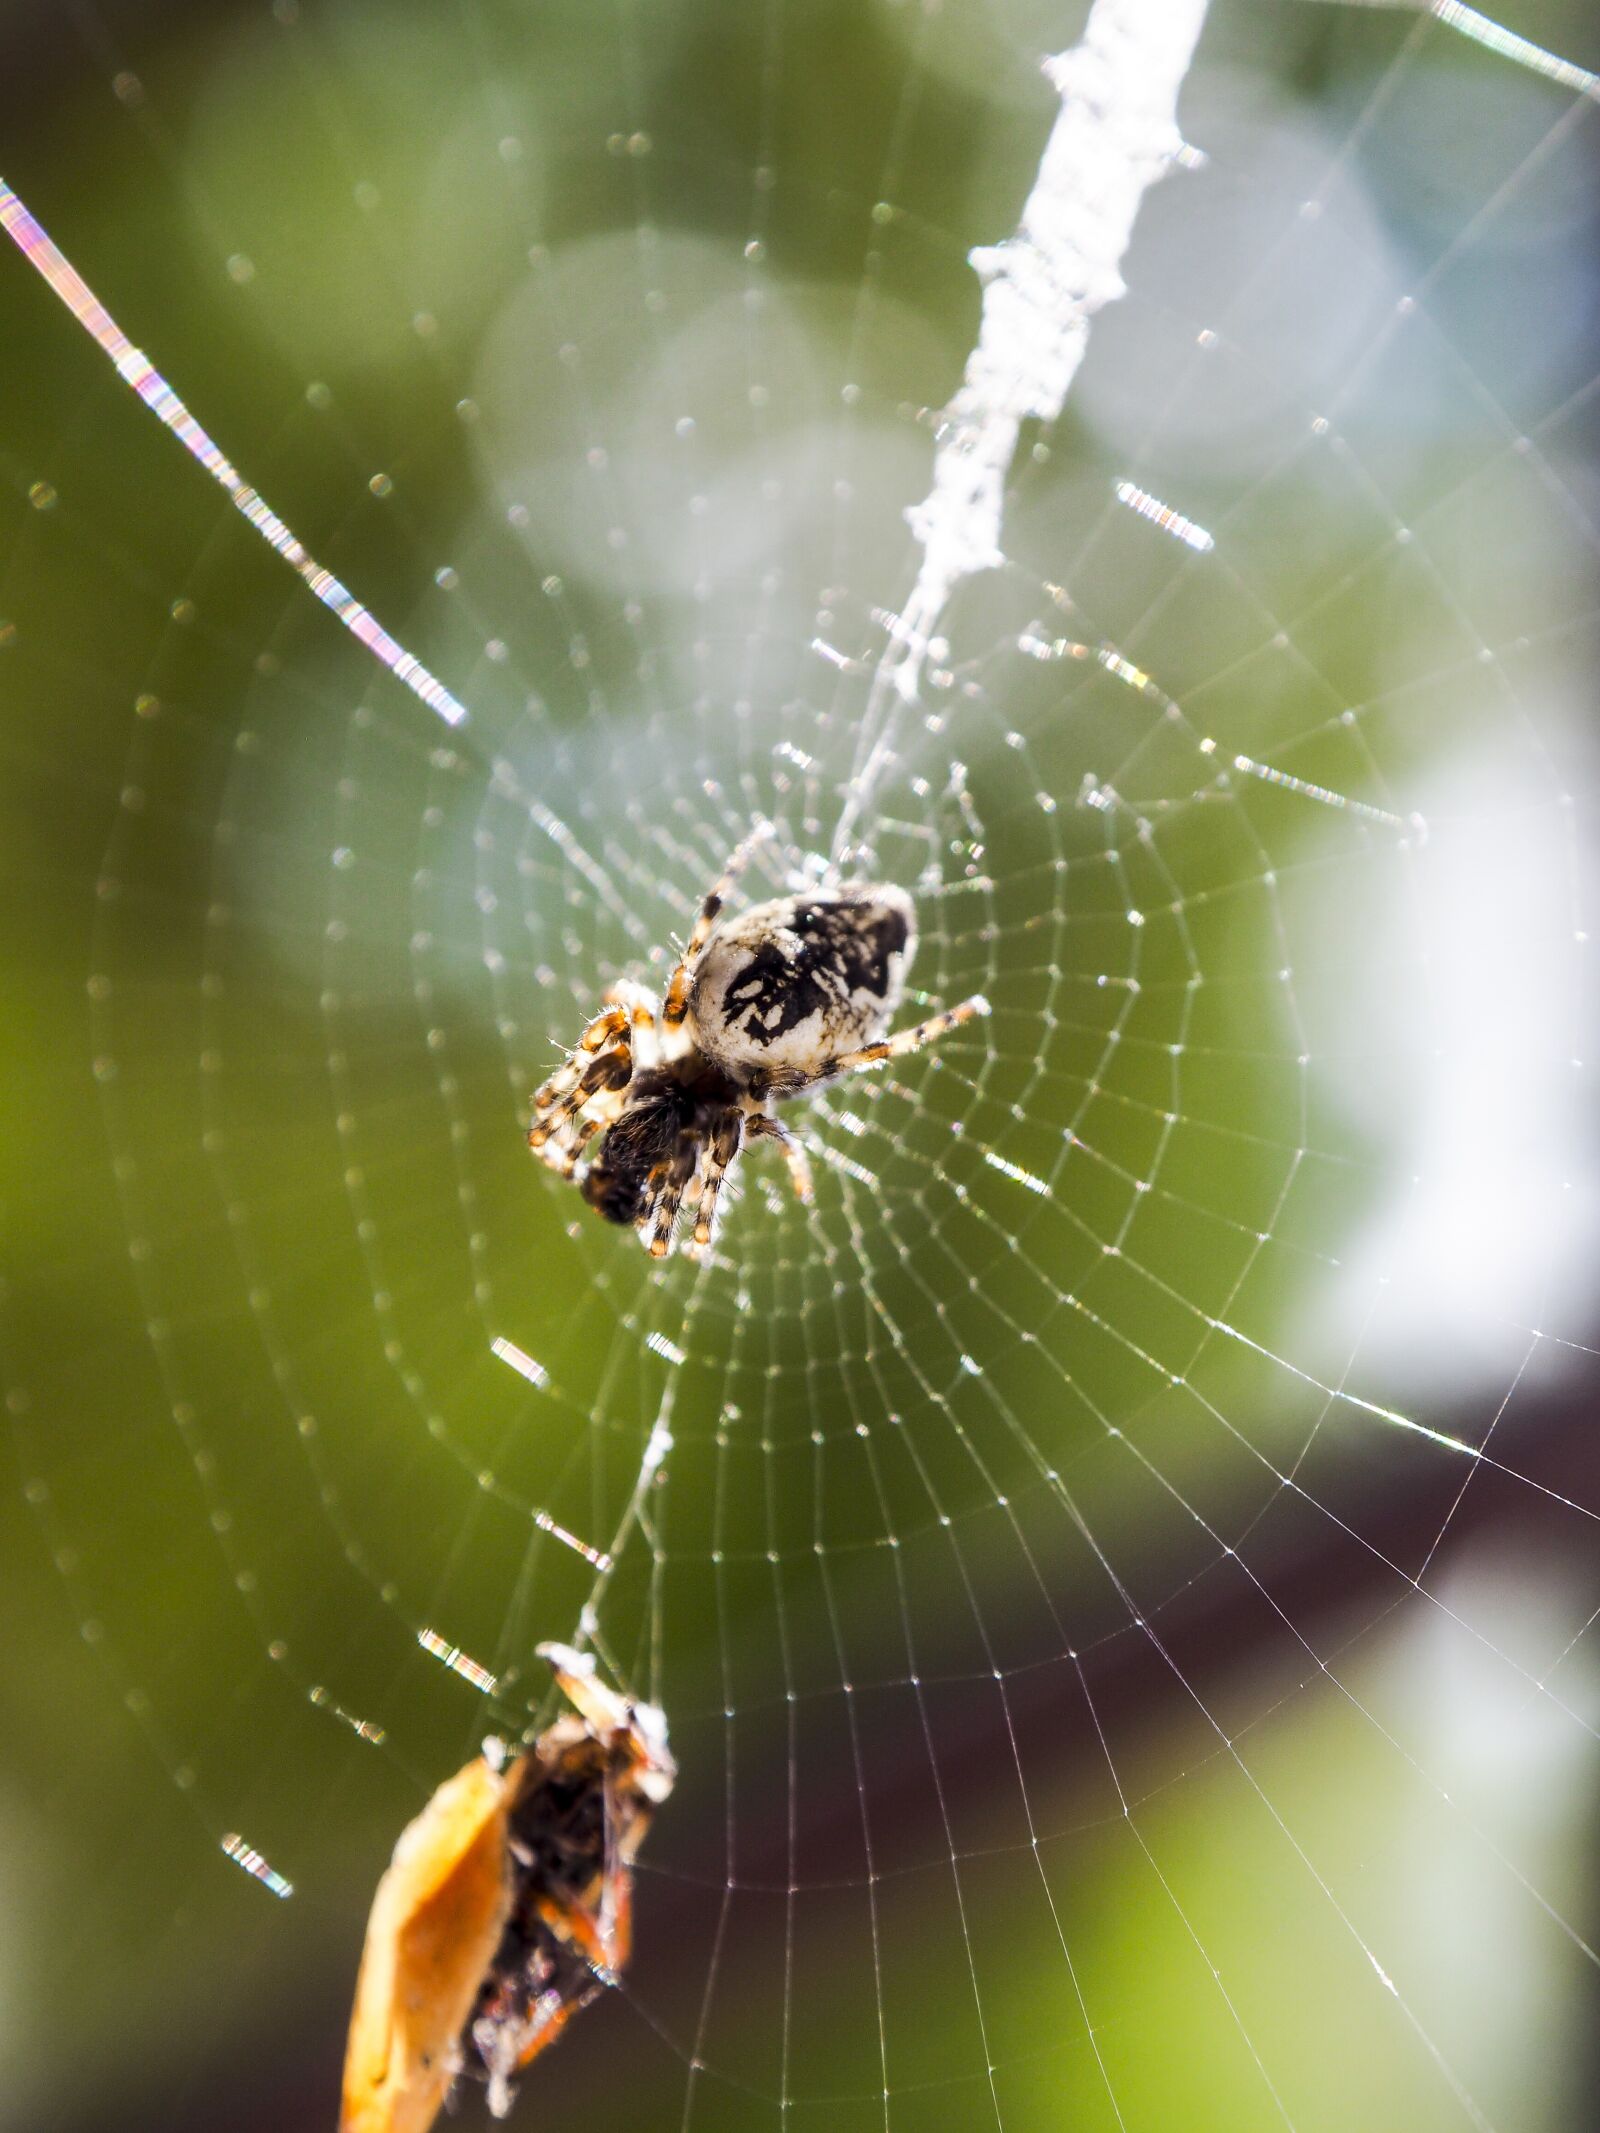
[826,994,990,1080]
[529,1027,632,1154]
[534,1084,626,1178]
[746,1112,813,1203]
[642,1139,701,1258]
[601,979,660,1073]
[528,1049,630,1157]
[530,1005,629,1130]
[685,1109,743,1259]
[532,1005,628,1109]
[661,823,771,1029]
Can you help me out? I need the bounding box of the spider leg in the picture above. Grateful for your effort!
[661,821,771,1030]
[529,1021,633,1155]
[533,1005,629,1107]
[745,1111,813,1204]
[824,993,990,1081]
[641,1136,702,1259]
[530,1004,631,1122]
[536,1084,627,1178]
[684,1108,744,1259]
[601,980,661,1073]
[528,1046,631,1156]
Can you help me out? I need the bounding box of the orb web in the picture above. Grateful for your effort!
[2,2,1598,2129]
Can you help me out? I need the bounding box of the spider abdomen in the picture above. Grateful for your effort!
[689,885,915,1088]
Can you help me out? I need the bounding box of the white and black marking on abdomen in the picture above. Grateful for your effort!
[689,885,916,1082]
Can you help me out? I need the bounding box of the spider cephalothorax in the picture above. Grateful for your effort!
[528,830,989,1258]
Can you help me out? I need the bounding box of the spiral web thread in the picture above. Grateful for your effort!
[2,0,1599,2127]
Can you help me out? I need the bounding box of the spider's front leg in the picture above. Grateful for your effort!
[532,1005,627,1116]
[824,993,990,1082]
[661,822,770,1031]
[537,1084,627,1179]
[529,1007,633,1157]
[601,979,661,1073]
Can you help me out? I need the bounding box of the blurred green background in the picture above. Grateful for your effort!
[2,2,1599,2128]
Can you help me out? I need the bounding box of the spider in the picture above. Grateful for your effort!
[527,827,990,1258]
[341,1644,674,2133]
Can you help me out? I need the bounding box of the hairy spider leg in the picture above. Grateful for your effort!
[746,1111,814,1203]
[685,1108,745,1258]
[528,1043,632,1154]
[642,1135,703,1258]
[535,1085,627,1178]
[529,1015,633,1152]
[531,1004,630,1119]
[661,822,772,1029]
[601,979,661,1072]
[825,993,991,1081]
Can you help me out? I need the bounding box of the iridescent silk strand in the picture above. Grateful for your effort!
[0,178,467,727]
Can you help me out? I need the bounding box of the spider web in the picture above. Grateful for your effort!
[3,2,1599,2129]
